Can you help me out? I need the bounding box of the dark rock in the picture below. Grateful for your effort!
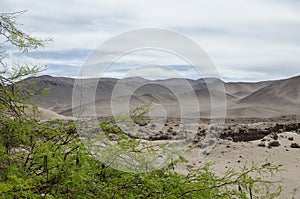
[149,131,172,140]
[186,165,194,169]
[158,134,171,140]
[197,129,206,136]
[270,133,278,140]
[268,141,280,147]
[225,137,233,142]
[219,122,299,142]
[167,127,173,133]
[290,143,300,148]
[138,121,148,126]
[258,142,266,147]
[288,136,294,141]
[285,123,300,132]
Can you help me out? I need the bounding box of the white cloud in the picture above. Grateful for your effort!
[1,0,300,81]
[101,65,199,80]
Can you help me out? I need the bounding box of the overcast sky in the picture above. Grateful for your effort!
[1,0,300,81]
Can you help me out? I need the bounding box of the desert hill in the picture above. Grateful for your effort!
[22,75,300,118]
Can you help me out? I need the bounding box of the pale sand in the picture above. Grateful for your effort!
[32,107,300,198]
[34,107,75,121]
[175,132,300,198]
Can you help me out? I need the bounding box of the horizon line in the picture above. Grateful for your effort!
[32,74,300,84]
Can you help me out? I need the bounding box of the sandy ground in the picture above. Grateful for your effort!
[175,132,300,198]
[33,107,75,121]
[35,108,299,198]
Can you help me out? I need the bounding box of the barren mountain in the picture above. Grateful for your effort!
[23,75,300,118]
[238,75,300,105]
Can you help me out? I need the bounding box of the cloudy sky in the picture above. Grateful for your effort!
[1,0,300,81]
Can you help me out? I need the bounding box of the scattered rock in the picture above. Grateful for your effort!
[268,141,280,147]
[158,134,171,140]
[274,124,285,132]
[167,127,173,133]
[220,126,270,142]
[149,132,172,140]
[225,137,233,142]
[270,133,278,140]
[288,136,294,141]
[290,143,300,148]
[186,165,194,169]
[137,120,148,126]
[285,123,300,132]
[218,122,299,142]
[258,142,266,147]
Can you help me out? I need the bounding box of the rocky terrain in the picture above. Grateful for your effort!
[36,109,300,198]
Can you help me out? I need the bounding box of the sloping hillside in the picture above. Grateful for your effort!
[22,75,300,118]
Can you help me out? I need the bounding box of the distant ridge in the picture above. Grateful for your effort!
[23,74,300,118]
